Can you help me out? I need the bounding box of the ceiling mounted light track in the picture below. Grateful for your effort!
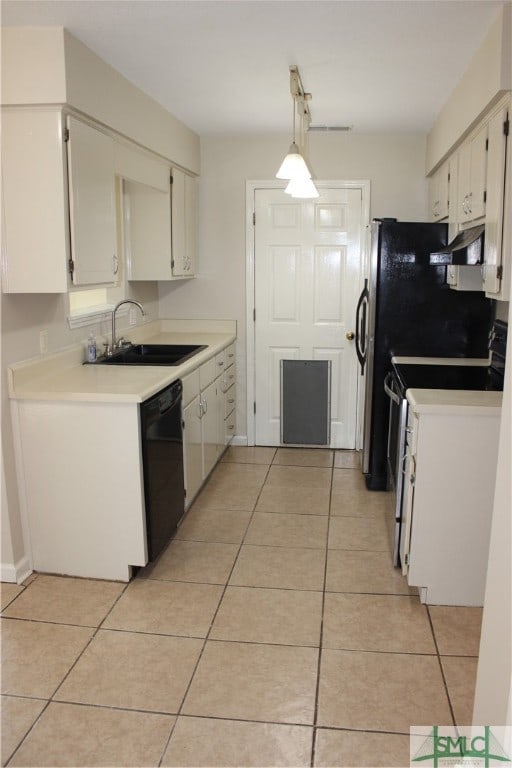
[276,65,318,198]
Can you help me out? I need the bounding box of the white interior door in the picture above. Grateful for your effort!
[254,186,364,448]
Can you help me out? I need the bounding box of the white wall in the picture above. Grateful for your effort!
[426,4,511,173]
[158,131,430,437]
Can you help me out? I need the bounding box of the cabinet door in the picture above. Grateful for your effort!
[483,104,509,297]
[171,167,197,278]
[67,117,117,285]
[1,109,68,293]
[183,396,203,507]
[125,180,172,281]
[457,124,488,223]
[201,380,218,478]
[429,161,449,221]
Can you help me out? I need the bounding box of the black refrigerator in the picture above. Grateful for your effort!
[358,219,492,491]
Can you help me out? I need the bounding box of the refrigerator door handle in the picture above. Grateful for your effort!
[355,279,369,374]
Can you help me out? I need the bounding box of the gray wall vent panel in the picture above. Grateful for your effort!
[280,360,331,446]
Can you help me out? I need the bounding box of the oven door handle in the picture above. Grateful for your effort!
[384,372,401,405]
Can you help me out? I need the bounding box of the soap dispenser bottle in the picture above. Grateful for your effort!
[87,332,97,363]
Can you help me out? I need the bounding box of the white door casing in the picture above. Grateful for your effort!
[249,183,368,448]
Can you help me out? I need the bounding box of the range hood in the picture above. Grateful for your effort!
[430,224,485,266]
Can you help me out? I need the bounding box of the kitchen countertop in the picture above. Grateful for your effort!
[393,355,502,414]
[8,319,236,404]
[407,388,502,415]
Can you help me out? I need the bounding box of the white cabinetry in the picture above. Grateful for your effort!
[66,117,117,286]
[428,159,450,221]
[171,167,197,278]
[2,109,68,292]
[1,109,118,292]
[483,101,510,299]
[13,399,147,581]
[182,369,203,506]
[401,400,501,606]
[123,162,197,282]
[220,344,237,446]
[182,344,236,508]
[456,123,488,223]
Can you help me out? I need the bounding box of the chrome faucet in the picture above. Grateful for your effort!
[108,299,145,355]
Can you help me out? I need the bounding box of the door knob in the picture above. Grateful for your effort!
[346,332,355,341]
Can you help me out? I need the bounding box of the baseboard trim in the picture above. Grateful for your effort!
[1,554,32,584]
[230,435,248,446]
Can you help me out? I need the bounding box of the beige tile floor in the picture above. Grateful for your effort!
[1,447,483,767]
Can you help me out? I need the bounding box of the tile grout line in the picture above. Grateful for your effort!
[3,577,132,767]
[425,605,458,730]
[310,454,335,768]
[156,453,276,767]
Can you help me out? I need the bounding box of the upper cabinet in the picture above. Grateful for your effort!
[2,109,69,293]
[1,109,118,293]
[171,167,197,278]
[121,151,197,282]
[483,102,510,299]
[66,117,118,286]
[428,159,450,221]
[456,122,488,224]
[428,95,511,299]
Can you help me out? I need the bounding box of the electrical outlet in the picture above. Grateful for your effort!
[39,329,48,354]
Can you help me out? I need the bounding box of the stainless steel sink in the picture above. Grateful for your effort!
[94,343,207,366]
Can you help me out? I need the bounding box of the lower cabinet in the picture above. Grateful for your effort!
[182,343,236,508]
[401,404,501,606]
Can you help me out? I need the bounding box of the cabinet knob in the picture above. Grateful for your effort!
[346,332,355,341]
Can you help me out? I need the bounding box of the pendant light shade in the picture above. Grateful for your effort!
[276,142,311,180]
[276,66,318,197]
[285,176,319,199]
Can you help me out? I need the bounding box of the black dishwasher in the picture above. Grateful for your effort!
[140,380,184,561]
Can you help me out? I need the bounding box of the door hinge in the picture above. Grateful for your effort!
[170,174,174,185]
[171,259,175,269]
[504,116,509,137]
[253,308,256,322]
[68,258,74,278]
[253,401,256,414]
[404,553,409,566]
[182,419,185,430]
[483,190,487,204]
[63,127,70,142]
[497,265,503,280]
[253,212,256,225]
[485,138,489,151]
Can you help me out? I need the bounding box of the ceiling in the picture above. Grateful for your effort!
[1,0,508,136]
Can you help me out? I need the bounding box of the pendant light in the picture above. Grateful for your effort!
[276,66,319,198]
[285,176,319,198]
[276,94,311,180]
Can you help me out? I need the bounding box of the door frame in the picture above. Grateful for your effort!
[245,179,371,447]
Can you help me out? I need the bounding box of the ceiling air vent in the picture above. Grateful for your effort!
[308,126,353,132]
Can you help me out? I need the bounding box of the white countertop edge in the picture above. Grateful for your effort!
[407,388,502,415]
[392,355,490,366]
[9,320,237,403]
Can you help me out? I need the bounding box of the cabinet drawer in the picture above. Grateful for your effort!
[225,416,236,440]
[182,369,200,407]
[222,363,237,391]
[215,351,227,377]
[199,358,216,389]
[225,343,236,367]
[224,384,236,419]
